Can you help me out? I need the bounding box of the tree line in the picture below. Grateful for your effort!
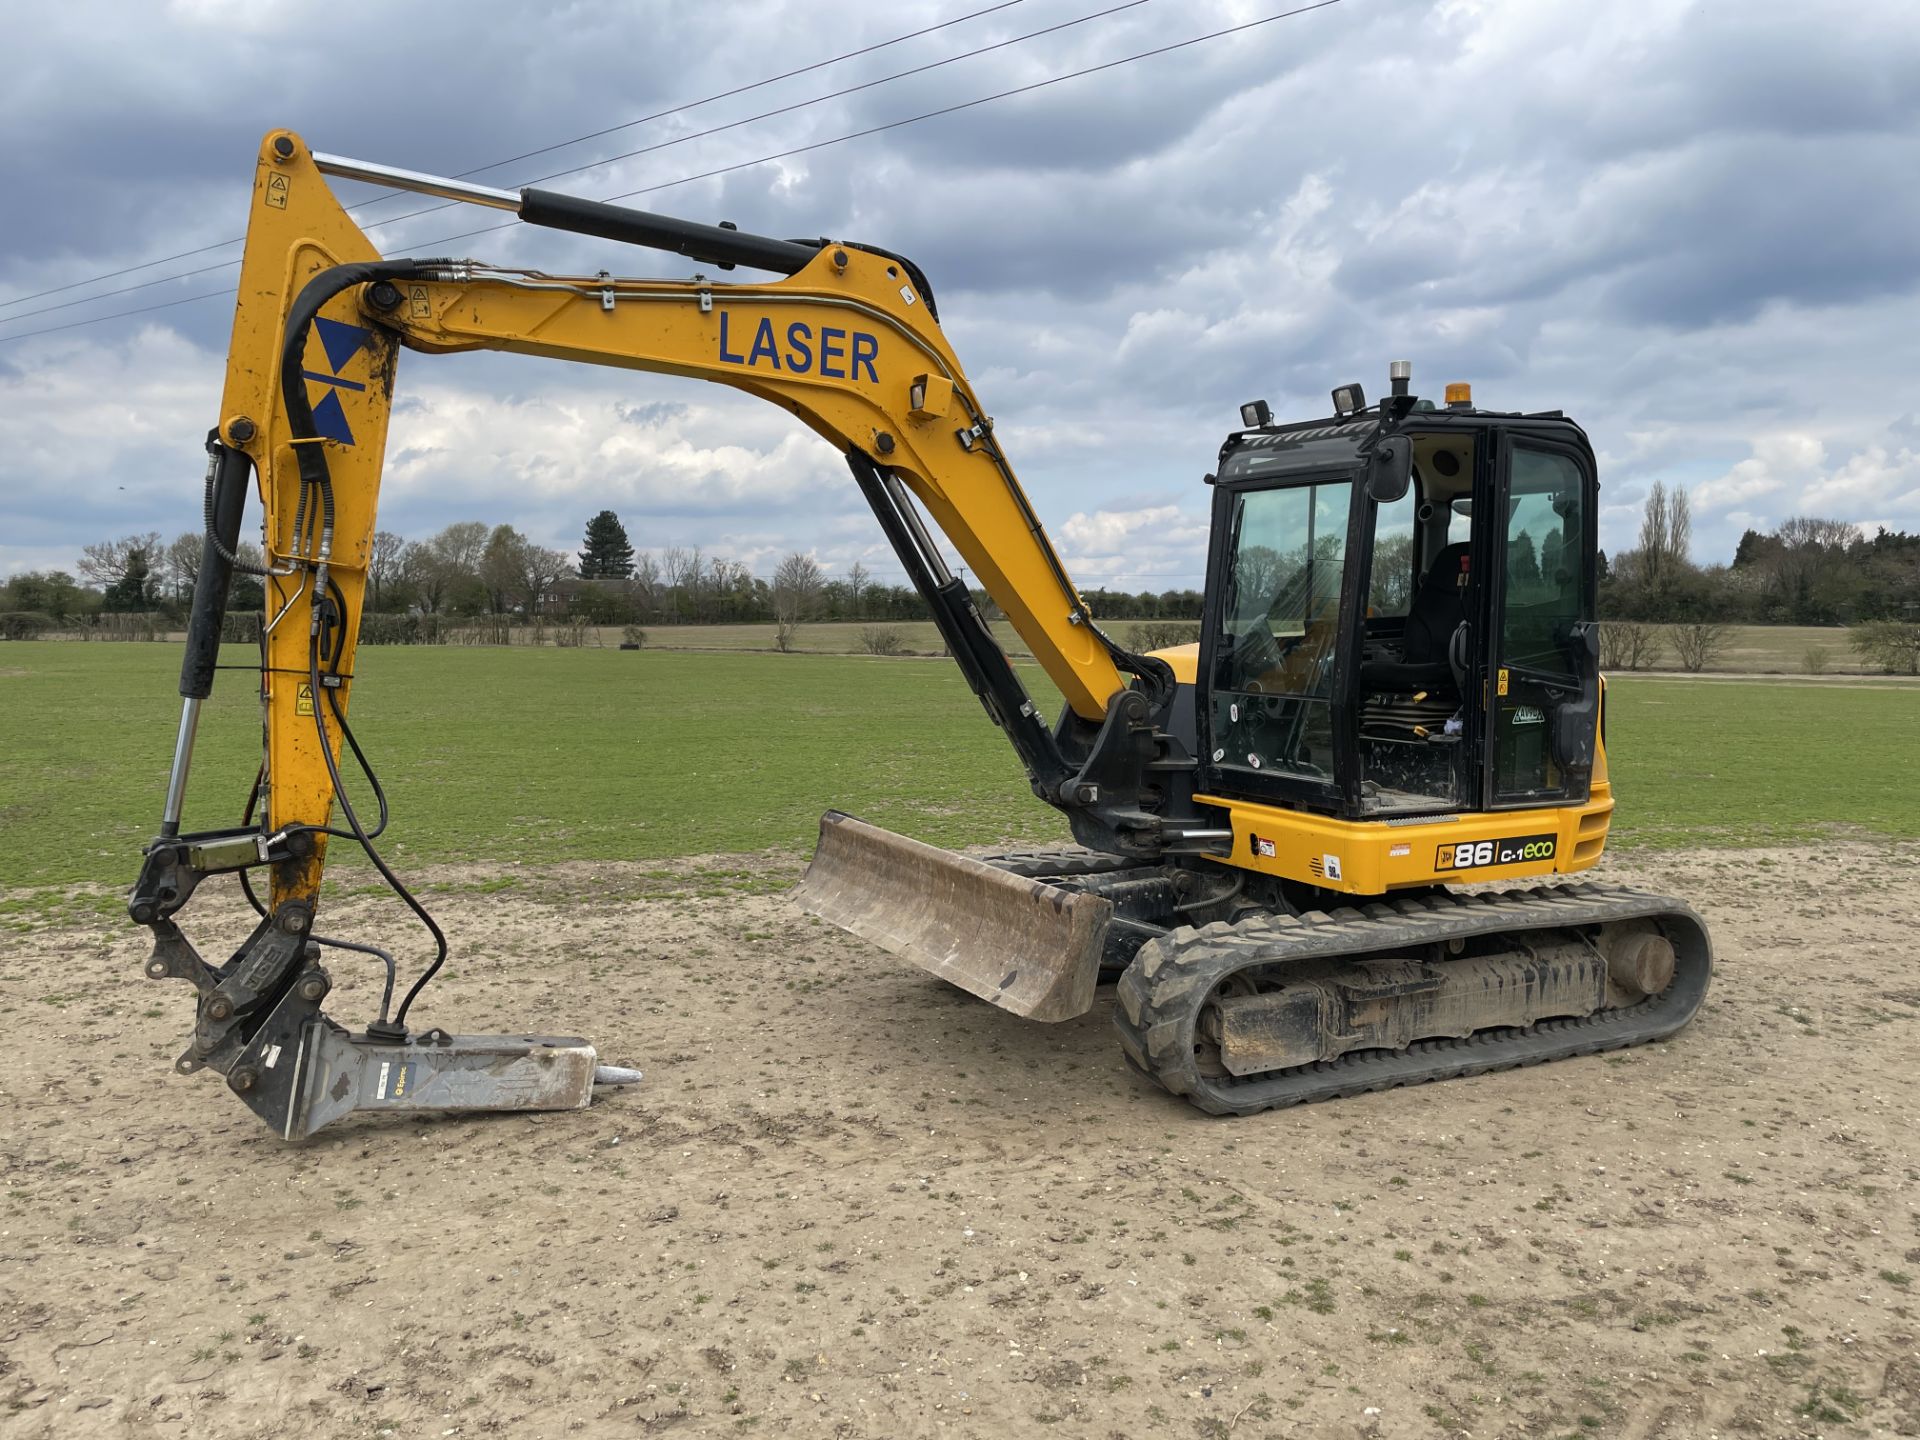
[0,507,1210,637]
[6,495,1917,659]
[1597,483,1920,628]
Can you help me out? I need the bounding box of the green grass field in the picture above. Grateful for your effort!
[611,619,1028,656]
[1,642,1914,890]
[1607,677,1920,848]
[99,618,1890,673]
[577,621,1882,674]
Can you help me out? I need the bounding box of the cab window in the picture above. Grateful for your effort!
[1502,448,1583,678]
[1367,485,1418,617]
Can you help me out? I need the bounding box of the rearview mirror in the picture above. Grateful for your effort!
[1365,435,1412,504]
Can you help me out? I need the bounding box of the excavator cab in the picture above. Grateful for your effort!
[1200,378,1602,828]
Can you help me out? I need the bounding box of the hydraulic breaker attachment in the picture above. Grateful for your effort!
[793,811,1112,1022]
[142,938,642,1140]
[243,1009,633,1142]
[134,868,643,1139]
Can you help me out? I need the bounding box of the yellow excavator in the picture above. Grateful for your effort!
[129,132,1710,1138]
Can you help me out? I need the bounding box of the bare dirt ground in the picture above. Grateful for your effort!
[4,842,1918,1439]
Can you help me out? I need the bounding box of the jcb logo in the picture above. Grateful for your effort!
[1436,834,1557,871]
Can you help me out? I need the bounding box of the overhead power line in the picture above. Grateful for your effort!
[0,0,1346,346]
[323,2,1154,242]
[380,1,1347,256]
[442,1,1027,181]
[0,0,1146,329]
[0,0,1026,313]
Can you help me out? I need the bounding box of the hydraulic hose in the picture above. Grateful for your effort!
[307,624,447,1029]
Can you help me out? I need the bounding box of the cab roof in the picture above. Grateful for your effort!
[1216,404,1591,484]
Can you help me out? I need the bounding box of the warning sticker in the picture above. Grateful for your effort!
[265,172,289,210]
[295,681,315,716]
[409,284,431,319]
[1497,667,1510,697]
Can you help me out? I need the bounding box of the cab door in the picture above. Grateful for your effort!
[1197,471,1366,814]
[1483,433,1599,808]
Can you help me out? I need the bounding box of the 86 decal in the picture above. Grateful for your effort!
[1435,833,1557,871]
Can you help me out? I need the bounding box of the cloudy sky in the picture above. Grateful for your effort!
[4,0,1918,590]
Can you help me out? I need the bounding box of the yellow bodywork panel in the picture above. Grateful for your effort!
[1195,780,1613,894]
[1148,642,1200,684]
[1197,720,1614,894]
[1155,647,1613,894]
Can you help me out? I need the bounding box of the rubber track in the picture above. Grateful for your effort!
[1112,882,1713,1116]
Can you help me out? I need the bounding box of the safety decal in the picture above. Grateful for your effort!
[295,681,315,717]
[302,317,374,446]
[265,172,289,210]
[1251,834,1277,859]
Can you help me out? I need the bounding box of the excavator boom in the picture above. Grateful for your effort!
[129,131,1201,1136]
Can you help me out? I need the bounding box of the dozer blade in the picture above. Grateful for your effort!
[794,811,1111,1022]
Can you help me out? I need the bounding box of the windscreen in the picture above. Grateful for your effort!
[1208,479,1354,784]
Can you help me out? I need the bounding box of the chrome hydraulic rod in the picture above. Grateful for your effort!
[312,152,521,210]
[158,697,201,838]
[883,473,956,585]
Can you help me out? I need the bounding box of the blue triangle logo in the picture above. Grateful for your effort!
[314,316,372,374]
[310,388,356,446]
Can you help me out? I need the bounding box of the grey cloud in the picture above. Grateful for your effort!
[1597,135,1920,326]
[1569,2,1920,154]
[6,0,1920,583]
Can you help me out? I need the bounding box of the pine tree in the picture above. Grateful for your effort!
[103,548,156,612]
[578,510,635,579]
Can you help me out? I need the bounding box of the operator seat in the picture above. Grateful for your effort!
[1361,542,1471,695]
